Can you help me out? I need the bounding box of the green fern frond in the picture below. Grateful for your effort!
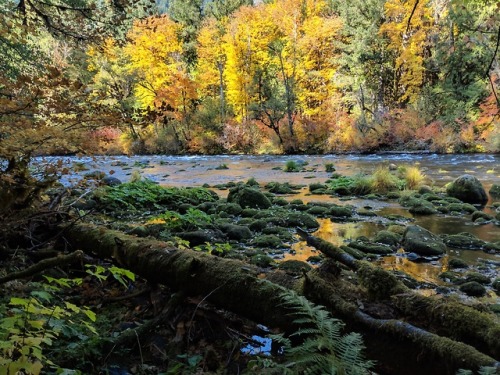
[251,287,373,375]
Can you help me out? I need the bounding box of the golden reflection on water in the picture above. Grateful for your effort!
[376,255,448,284]
[285,218,500,285]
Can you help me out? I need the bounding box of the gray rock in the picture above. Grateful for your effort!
[402,225,446,256]
[101,176,122,186]
[446,175,488,204]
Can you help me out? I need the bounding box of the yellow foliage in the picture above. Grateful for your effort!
[124,16,184,109]
[380,0,437,103]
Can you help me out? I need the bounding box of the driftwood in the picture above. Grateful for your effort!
[61,223,500,375]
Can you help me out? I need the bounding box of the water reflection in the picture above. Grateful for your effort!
[39,153,499,282]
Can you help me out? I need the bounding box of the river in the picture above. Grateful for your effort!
[40,153,500,284]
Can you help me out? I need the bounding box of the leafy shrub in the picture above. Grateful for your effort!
[0,283,96,374]
[153,208,213,232]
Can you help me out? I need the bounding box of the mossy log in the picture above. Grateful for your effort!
[300,232,500,364]
[62,224,499,374]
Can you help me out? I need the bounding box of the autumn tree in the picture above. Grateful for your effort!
[380,0,436,105]
[0,0,153,212]
[124,15,199,152]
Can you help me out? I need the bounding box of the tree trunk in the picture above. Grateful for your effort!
[61,223,500,374]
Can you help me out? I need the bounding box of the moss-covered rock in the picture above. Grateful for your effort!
[446,174,488,205]
[227,186,271,209]
[492,278,500,293]
[328,205,353,218]
[471,211,493,222]
[251,234,282,248]
[408,200,438,215]
[440,232,487,250]
[265,182,301,194]
[250,254,275,267]
[374,230,402,247]
[277,260,312,275]
[306,205,330,216]
[248,219,268,232]
[218,224,252,241]
[489,184,500,198]
[459,281,486,297]
[309,183,328,194]
[402,225,446,256]
[272,197,289,206]
[446,202,478,214]
[448,258,468,269]
[348,240,393,255]
[282,212,320,229]
[465,272,491,285]
[262,226,294,242]
[439,271,461,284]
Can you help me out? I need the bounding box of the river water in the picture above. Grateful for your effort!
[41,153,499,283]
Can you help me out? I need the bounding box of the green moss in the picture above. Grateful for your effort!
[465,272,491,285]
[349,241,393,255]
[250,254,275,267]
[306,205,329,216]
[357,261,406,299]
[448,258,468,269]
[459,281,486,297]
[278,260,312,275]
[374,230,402,247]
[252,234,283,248]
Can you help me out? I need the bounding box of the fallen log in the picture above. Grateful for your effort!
[62,223,499,374]
[301,230,500,360]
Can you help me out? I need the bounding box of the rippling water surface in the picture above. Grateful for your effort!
[39,153,500,282]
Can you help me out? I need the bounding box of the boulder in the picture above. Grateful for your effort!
[459,281,486,297]
[101,176,122,186]
[218,224,252,241]
[402,225,446,256]
[446,175,488,204]
[227,186,271,209]
[489,184,500,197]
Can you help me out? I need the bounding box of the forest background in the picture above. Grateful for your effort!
[1,0,499,168]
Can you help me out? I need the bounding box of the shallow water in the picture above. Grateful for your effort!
[37,153,500,282]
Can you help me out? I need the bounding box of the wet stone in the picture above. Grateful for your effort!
[446,174,488,205]
[459,281,486,297]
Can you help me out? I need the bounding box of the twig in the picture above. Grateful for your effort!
[0,250,83,284]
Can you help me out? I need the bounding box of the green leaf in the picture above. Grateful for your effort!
[28,320,45,330]
[9,297,29,306]
[30,291,52,303]
[64,302,81,314]
[82,309,96,322]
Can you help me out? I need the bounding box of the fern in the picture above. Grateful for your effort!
[254,288,374,375]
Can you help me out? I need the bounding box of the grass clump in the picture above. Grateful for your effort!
[283,160,302,172]
[325,163,336,172]
[370,167,401,193]
[399,165,426,190]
